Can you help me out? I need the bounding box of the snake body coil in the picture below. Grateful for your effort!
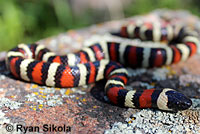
[6,21,199,111]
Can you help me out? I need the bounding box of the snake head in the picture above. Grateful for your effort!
[157,88,192,111]
[166,90,192,111]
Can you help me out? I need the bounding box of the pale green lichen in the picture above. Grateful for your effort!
[0,88,4,92]
[179,74,200,86]
[152,68,169,81]
[127,68,147,77]
[140,82,154,89]
[105,99,200,134]
[25,93,37,102]
[0,98,21,110]
[0,110,14,134]
[0,75,6,80]
[26,84,87,108]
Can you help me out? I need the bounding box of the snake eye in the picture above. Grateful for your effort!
[166,90,192,111]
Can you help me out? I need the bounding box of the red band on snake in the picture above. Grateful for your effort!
[6,21,199,111]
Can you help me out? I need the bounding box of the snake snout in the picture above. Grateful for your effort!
[166,90,192,111]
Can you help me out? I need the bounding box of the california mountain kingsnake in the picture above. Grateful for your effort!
[6,21,199,111]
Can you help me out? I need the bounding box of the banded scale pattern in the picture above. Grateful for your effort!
[6,22,199,111]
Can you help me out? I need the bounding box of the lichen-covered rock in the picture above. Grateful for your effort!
[0,9,200,133]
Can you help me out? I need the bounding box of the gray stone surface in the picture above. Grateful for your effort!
[0,9,199,134]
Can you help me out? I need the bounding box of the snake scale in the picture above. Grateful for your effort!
[6,21,199,111]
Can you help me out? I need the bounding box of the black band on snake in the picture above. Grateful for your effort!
[6,21,199,111]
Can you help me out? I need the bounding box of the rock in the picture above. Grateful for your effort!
[0,9,200,134]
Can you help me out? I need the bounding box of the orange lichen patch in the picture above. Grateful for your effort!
[39,88,44,90]
[186,83,190,87]
[150,82,155,86]
[93,106,97,108]
[165,65,171,70]
[33,92,39,95]
[30,104,44,110]
[38,95,42,98]
[131,117,136,120]
[30,105,37,111]
[31,84,38,89]
[10,95,16,98]
[128,120,132,124]
[38,104,43,109]
[165,66,176,76]
[55,88,61,90]
[169,70,176,75]
[65,89,73,95]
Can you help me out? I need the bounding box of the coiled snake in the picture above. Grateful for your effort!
[6,21,199,111]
